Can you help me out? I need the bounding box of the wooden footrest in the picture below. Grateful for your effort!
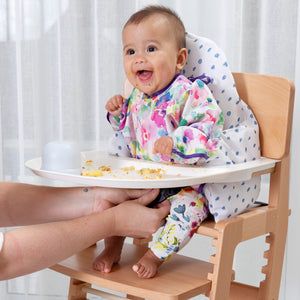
[50,242,214,300]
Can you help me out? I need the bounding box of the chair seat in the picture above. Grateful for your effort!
[50,242,215,300]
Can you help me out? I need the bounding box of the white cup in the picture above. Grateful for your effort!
[41,141,81,174]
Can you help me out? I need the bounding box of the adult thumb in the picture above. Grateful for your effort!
[138,189,160,206]
[157,203,171,219]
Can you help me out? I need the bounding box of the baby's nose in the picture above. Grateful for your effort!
[135,54,146,64]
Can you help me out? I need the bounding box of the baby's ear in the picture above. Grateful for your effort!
[176,48,188,72]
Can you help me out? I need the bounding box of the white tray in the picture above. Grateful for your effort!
[25,150,276,188]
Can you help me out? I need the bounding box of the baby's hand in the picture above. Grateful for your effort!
[153,136,173,156]
[105,95,126,117]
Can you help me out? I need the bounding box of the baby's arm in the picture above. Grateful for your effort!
[171,80,224,165]
[105,95,126,117]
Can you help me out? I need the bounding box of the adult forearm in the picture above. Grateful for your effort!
[0,209,115,280]
[0,182,150,227]
[0,182,108,226]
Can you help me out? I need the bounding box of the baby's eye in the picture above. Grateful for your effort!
[147,46,157,53]
[127,49,135,55]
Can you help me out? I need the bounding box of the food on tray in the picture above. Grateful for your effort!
[81,163,168,180]
[81,169,104,177]
[85,159,93,166]
[137,167,165,175]
[121,166,135,171]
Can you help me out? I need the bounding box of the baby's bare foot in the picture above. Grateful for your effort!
[93,237,125,273]
[132,249,163,278]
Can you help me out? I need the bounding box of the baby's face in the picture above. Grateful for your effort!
[122,15,186,96]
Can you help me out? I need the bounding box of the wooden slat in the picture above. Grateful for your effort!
[229,282,259,300]
[197,218,218,238]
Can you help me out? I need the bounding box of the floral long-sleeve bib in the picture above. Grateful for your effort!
[108,74,224,165]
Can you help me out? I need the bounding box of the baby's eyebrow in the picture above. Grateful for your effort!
[145,39,160,45]
[123,39,161,51]
[123,44,132,50]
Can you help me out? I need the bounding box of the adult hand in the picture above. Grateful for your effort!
[112,189,170,238]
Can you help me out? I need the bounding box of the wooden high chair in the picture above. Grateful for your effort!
[50,72,294,300]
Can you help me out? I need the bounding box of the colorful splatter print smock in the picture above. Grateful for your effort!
[108,74,224,168]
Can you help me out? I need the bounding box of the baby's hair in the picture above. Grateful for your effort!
[124,5,186,49]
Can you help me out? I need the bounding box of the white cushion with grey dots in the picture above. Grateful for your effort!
[108,32,261,222]
[184,32,261,222]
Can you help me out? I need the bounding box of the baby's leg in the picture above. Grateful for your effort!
[93,236,125,272]
[93,200,125,273]
[132,246,163,278]
[132,188,208,278]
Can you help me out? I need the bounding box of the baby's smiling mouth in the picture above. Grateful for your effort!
[137,70,153,82]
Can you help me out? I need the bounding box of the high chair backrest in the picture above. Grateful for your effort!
[233,73,295,159]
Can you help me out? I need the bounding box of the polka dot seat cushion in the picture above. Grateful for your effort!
[184,33,261,222]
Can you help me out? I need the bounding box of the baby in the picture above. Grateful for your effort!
[93,5,224,278]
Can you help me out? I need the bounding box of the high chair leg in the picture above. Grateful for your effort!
[258,159,290,300]
[68,278,90,300]
[208,220,241,300]
[259,224,288,299]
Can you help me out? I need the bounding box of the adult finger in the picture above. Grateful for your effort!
[136,189,160,206]
[156,204,170,220]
